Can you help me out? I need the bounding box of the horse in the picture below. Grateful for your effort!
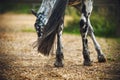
[31,0,106,67]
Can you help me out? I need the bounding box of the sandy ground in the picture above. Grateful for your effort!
[0,13,120,80]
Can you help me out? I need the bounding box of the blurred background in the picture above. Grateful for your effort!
[0,0,120,80]
[0,0,120,37]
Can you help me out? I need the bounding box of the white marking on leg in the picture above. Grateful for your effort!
[84,0,93,16]
[58,23,64,49]
[88,19,103,55]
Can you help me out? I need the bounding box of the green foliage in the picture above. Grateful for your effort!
[64,7,80,35]
[65,7,80,20]
[64,7,117,37]
[64,22,80,35]
[0,4,117,37]
[0,4,32,14]
[91,12,116,37]
[21,28,35,32]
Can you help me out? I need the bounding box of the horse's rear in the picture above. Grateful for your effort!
[32,0,68,56]
[32,0,106,67]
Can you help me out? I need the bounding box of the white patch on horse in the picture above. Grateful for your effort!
[84,0,93,16]
[80,14,86,29]
[37,0,57,25]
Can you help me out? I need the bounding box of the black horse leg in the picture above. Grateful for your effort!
[80,19,92,66]
[54,22,64,67]
[88,19,106,62]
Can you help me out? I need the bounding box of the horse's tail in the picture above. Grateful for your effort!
[34,30,57,56]
[33,22,58,56]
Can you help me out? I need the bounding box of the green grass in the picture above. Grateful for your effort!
[64,7,117,37]
[64,21,80,35]
[90,13,116,37]
[21,28,35,32]
[63,14,117,38]
[0,4,32,14]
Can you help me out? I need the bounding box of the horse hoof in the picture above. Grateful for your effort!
[54,61,64,67]
[83,60,92,66]
[98,54,107,63]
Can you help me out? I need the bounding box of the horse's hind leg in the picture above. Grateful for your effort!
[88,19,106,62]
[54,19,64,67]
[80,17,92,66]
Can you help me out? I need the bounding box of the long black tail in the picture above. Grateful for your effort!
[34,0,68,56]
[37,30,57,56]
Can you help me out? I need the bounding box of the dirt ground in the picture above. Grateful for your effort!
[0,13,120,80]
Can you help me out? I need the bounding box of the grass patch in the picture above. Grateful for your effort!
[21,28,35,32]
[64,22,80,35]
[90,13,116,37]
[0,3,33,14]
[64,14,117,38]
